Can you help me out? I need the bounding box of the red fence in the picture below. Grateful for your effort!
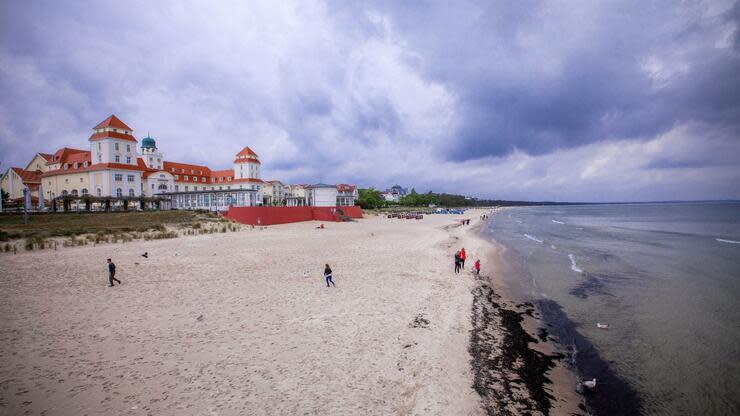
[225,206,363,225]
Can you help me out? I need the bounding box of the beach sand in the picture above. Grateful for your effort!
[0,209,579,415]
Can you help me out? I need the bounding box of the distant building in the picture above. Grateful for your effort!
[263,180,289,205]
[305,183,358,207]
[381,184,408,202]
[2,114,359,211]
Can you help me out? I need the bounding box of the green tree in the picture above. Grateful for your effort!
[357,188,384,209]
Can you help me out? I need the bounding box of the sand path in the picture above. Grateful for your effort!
[1,213,486,416]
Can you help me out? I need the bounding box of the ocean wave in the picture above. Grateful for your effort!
[551,219,565,224]
[569,254,583,273]
[524,234,543,243]
[716,238,740,244]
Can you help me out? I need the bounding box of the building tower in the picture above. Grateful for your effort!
[233,146,261,180]
[140,134,163,170]
[89,115,138,165]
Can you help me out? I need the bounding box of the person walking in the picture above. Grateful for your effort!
[474,259,481,275]
[107,258,121,287]
[454,251,461,274]
[460,248,467,269]
[324,264,335,287]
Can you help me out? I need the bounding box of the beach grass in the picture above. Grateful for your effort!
[0,210,221,241]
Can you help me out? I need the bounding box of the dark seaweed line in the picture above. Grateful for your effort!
[469,281,562,415]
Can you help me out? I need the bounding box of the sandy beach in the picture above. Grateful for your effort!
[0,210,578,415]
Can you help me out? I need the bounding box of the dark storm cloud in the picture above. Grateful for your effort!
[348,0,740,160]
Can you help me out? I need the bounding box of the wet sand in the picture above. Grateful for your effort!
[0,209,580,415]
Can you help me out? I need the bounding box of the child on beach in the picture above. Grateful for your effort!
[474,259,481,275]
[454,251,461,274]
[324,264,335,287]
[460,248,467,269]
[107,258,121,287]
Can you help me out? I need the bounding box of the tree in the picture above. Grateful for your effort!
[357,188,384,209]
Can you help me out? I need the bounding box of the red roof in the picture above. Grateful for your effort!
[11,168,42,183]
[89,131,138,143]
[37,153,53,162]
[93,115,133,131]
[337,184,357,192]
[236,146,258,157]
[48,148,90,165]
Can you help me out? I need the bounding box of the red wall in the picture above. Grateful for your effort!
[226,206,363,225]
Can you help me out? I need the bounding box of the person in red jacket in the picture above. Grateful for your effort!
[474,259,481,275]
[460,248,467,269]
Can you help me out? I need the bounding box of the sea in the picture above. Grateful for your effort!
[480,202,740,416]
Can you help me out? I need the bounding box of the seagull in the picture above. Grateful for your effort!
[583,379,597,389]
[303,270,309,278]
[141,252,148,258]
[597,323,609,329]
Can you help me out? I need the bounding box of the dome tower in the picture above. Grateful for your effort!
[140,134,163,170]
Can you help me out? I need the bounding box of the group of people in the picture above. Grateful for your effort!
[480,214,489,220]
[454,248,481,275]
[461,219,471,225]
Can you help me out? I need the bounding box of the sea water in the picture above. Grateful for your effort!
[481,202,740,415]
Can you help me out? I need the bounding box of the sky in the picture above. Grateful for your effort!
[1,0,739,202]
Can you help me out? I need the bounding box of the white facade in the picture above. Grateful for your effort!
[307,185,338,207]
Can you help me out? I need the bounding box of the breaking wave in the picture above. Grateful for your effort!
[569,254,583,273]
[552,219,565,224]
[716,238,740,244]
[524,234,543,243]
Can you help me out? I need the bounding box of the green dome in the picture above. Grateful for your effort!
[141,136,156,149]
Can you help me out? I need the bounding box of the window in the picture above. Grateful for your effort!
[115,155,120,163]
[98,155,102,163]
[149,157,153,163]
[98,143,101,151]
[116,188,123,197]
[202,177,206,182]
[175,185,179,192]
[126,156,131,164]
[171,168,175,172]
[113,128,118,133]
[71,189,78,196]
[158,184,167,191]
[115,174,123,181]
[97,188,102,196]
[159,174,165,179]
[174,175,179,180]
[227,176,232,181]
[129,189,135,197]
[73,162,78,169]
[158,158,161,163]
[190,169,194,174]
[185,186,189,191]
[184,176,189,181]
[81,188,88,195]
[151,183,155,189]
[61,190,68,196]
[115,143,119,151]
[63,163,68,170]
[65,178,69,184]
[127,175,135,182]
[181,169,185,173]
[80,177,83,183]
[83,161,88,168]
[126,144,131,152]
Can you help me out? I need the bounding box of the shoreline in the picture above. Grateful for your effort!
[473,208,643,416]
[455,212,585,415]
